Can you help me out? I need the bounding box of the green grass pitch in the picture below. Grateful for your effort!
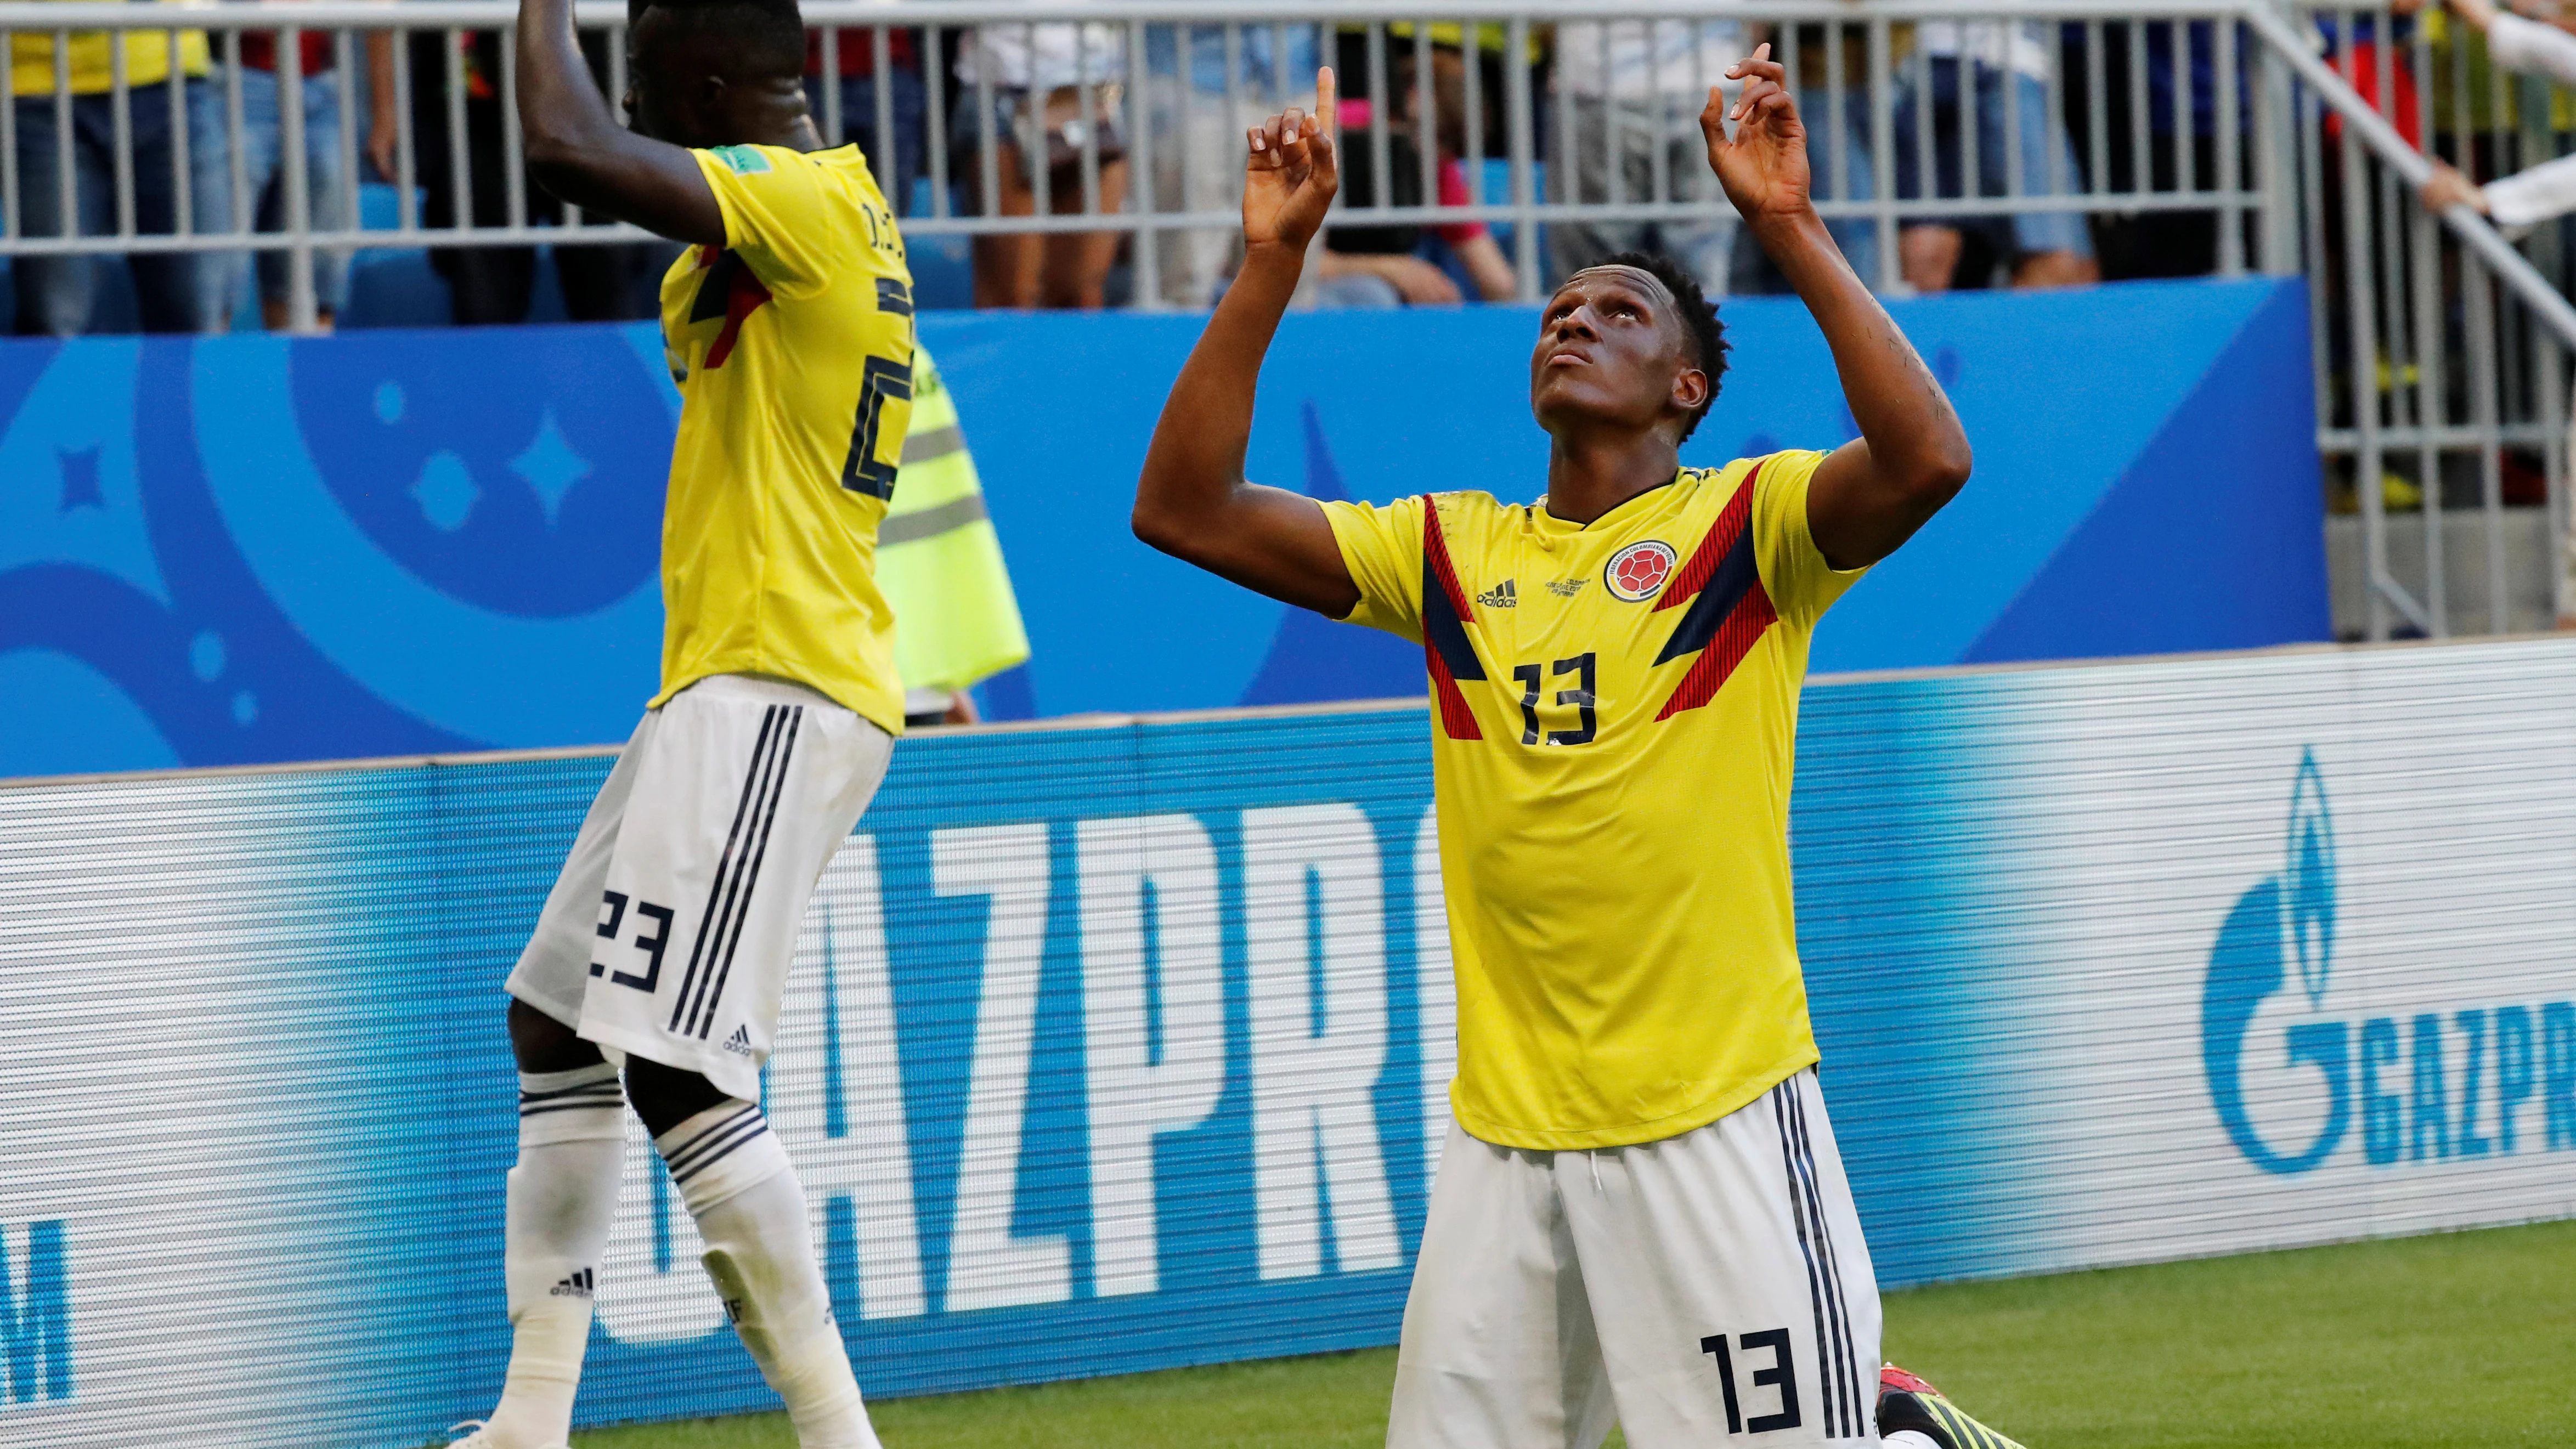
[570,1218,2576,1449]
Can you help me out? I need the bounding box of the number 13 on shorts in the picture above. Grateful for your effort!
[1704,1327,1805,1435]
[1390,1071,1883,1446]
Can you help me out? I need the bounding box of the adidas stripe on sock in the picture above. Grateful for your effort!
[656,1099,788,1215]
[487,1062,624,1449]
[517,1063,626,1145]
[655,1100,880,1449]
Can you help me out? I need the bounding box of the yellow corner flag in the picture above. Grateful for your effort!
[879,342,1032,702]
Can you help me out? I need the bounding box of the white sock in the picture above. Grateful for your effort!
[485,1064,624,1449]
[1885,1432,1945,1449]
[657,1101,880,1449]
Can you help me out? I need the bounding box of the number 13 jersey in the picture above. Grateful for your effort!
[1323,451,1865,1152]
[654,141,916,736]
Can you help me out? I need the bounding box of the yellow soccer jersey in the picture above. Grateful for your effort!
[1324,452,1863,1151]
[652,141,915,734]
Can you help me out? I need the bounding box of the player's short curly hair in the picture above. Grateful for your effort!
[629,0,806,78]
[1595,250,1730,443]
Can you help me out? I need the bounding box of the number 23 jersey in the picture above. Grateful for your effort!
[1323,451,1865,1152]
[654,141,915,735]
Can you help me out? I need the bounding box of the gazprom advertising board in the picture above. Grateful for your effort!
[0,639,2571,1448]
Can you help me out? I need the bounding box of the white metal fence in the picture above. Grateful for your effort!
[3,0,2573,640]
[2253,4,2576,638]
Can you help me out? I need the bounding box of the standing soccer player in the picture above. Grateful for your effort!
[1134,53,2009,1448]
[451,0,914,1445]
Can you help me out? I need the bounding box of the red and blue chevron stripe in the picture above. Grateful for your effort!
[1419,499,1485,740]
[1652,464,1778,720]
[690,246,773,370]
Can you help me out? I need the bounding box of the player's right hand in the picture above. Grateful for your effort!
[1244,66,1340,253]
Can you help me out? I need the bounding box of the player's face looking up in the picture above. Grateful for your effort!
[1531,265,1710,445]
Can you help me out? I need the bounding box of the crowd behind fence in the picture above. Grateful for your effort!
[2,0,2310,320]
[5,0,2576,642]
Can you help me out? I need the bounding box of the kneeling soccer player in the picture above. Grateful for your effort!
[1133,54,2023,1448]
[450,0,916,1444]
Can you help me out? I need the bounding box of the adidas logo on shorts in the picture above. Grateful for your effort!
[1477,579,1518,608]
[722,1025,754,1056]
[550,1268,595,1299]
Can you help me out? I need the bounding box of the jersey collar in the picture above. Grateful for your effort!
[1532,466,1694,536]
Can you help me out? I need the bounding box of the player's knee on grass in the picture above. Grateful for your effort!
[624,1054,733,1138]
[507,997,608,1075]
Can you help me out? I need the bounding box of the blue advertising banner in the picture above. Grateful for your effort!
[3,638,2571,1448]
[0,278,2324,778]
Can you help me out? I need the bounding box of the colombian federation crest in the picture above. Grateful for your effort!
[1605,540,1678,602]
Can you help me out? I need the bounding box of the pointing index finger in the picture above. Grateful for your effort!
[1317,64,1337,125]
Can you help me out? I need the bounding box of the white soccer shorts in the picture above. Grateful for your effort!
[1391,1068,1883,1448]
[505,673,893,1102]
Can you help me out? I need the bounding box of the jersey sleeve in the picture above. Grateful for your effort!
[1750,449,1869,625]
[692,144,840,289]
[1320,494,1430,642]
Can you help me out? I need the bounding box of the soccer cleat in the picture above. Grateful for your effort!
[1877,1363,2029,1449]
[440,1422,569,1449]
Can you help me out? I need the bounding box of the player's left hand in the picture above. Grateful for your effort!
[1704,46,1814,228]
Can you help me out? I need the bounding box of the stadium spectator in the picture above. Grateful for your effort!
[1362,18,1524,162]
[2420,0,2576,227]
[804,22,923,216]
[406,29,674,323]
[881,343,1032,726]
[2062,19,2257,279]
[8,3,233,336]
[1314,94,1512,305]
[1891,21,2097,291]
[1548,16,1747,293]
[1405,45,1521,301]
[1422,150,1519,301]
[2318,8,2420,140]
[953,20,1130,308]
[1144,23,1320,307]
[233,11,403,331]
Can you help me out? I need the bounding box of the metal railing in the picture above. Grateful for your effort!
[2258,3,2576,637]
[3,0,2573,639]
[0,0,2298,304]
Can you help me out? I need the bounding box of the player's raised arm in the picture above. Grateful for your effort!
[1133,69,1362,619]
[1706,47,1973,570]
[515,0,727,244]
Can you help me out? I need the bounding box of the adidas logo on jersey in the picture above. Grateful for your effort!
[1476,580,1519,608]
[1546,578,1586,598]
[722,1025,754,1056]
[550,1268,595,1299]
